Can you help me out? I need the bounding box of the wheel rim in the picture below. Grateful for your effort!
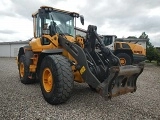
[42,68,53,92]
[120,58,126,65]
[20,62,24,77]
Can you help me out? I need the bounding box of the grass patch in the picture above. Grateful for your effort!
[145,60,159,66]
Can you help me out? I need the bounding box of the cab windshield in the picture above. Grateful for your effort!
[45,11,74,36]
[103,36,113,46]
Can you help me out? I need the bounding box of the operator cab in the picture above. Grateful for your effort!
[102,35,117,50]
[32,6,84,45]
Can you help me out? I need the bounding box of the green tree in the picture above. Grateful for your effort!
[143,32,156,62]
[139,32,148,39]
[146,47,156,62]
[155,48,160,65]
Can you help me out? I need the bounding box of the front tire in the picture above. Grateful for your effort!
[116,53,132,65]
[40,55,74,105]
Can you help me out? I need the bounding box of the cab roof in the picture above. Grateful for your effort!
[32,6,79,17]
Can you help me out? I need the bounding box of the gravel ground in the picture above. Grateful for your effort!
[0,58,160,120]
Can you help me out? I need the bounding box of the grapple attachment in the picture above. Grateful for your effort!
[59,25,144,101]
[98,63,144,100]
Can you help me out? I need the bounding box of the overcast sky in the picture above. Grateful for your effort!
[0,0,160,46]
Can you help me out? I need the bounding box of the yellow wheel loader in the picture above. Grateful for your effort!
[17,6,144,105]
[102,35,146,65]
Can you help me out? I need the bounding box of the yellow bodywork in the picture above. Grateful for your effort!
[28,34,85,83]
[115,42,146,56]
[29,35,59,52]
[128,43,146,56]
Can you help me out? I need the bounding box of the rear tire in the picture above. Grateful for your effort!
[18,55,33,84]
[116,53,132,65]
[40,55,74,105]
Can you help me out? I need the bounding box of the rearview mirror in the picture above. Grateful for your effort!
[80,15,84,25]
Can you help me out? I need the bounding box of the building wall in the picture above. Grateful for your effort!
[0,45,10,57]
[0,43,28,57]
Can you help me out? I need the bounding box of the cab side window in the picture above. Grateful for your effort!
[37,15,42,37]
[33,14,50,45]
[34,14,42,38]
